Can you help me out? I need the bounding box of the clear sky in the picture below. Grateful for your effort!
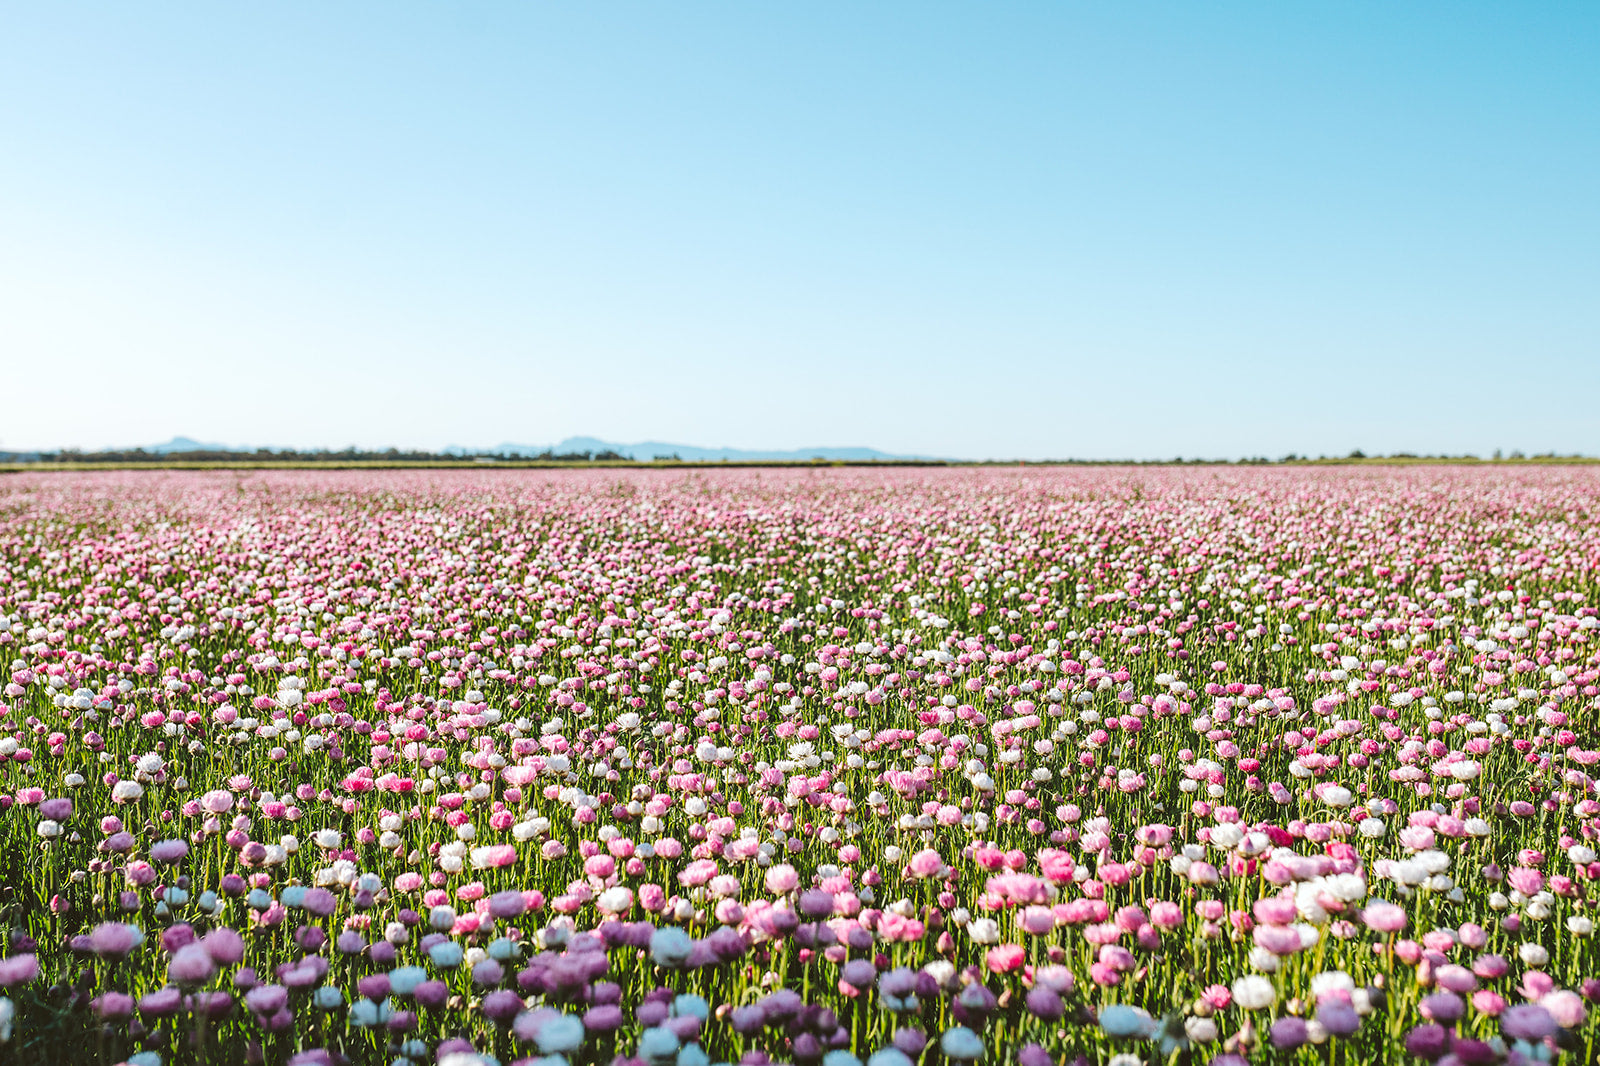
[2,4,1596,459]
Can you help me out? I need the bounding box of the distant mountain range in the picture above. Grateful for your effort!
[102,436,939,461]
[453,437,940,462]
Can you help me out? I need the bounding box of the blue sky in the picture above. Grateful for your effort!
[2,4,1596,459]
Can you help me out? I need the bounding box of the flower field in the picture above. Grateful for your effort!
[1,465,1598,1066]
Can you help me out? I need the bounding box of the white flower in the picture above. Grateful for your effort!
[1567,916,1593,937]
[966,918,1001,944]
[1248,946,1281,972]
[1311,971,1355,1000]
[1210,823,1243,849]
[1518,943,1550,967]
[1231,975,1276,1010]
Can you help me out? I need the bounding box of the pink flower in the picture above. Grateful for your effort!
[906,849,944,879]
[765,864,800,894]
[1507,867,1544,897]
[0,954,39,987]
[472,845,518,869]
[1539,990,1587,1029]
[203,928,246,965]
[90,922,144,959]
[1149,902,1183,929]
[1472,954,1509,979]
[1020,907,1057,935]
[168,943,217,986]
[985,943,1025,974]
[1253,896,1298,927]
[678,859,719,887]
[1472,990,1507,1017]
[1362,902,1408,934]
[150,839,189,864]
[1037,849,1075,884]
[200,790,235,814]
[1434,964,1477,993]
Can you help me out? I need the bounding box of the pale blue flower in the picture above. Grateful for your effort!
[650,927,693,968]
[638,1026,680,1066]
[940,1026,985,1061]
[672,994,710,1020]
[535,1014,585,1055]
[388,966,427,996]
[429,941,465,968]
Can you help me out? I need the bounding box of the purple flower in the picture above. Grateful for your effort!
[1404,1023,1449,1061]
[301,887,338,917]
[841,959,877,989]
[1316,1000,1360,1037]
[1024,986,1063,1021]
[1269,1016,1309,1049]
[482,989,524,1024]
[706,926,747,961]
[489,890,526,918]
[1420,992,1464,1025]
[730,1005,767,1034]
[413,980,449,1010]
[161,925,197,954]
[139,986,185,1018]
[763,989,803,1022]
[584,1004,624,1032]
[892,1028,928,1056]
[798,889,836,919]
[1018,1044,1052,1066]
[192,991,234,1020]
[287,1052,337,1066]
[244,984,288,1016]
[1500,1004,1557,1041]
